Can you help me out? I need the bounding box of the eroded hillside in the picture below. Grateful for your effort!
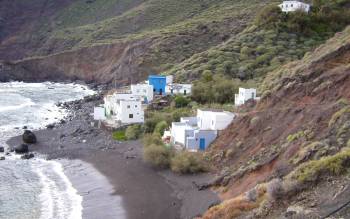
[203,26,350,218]
[0,0,272,84]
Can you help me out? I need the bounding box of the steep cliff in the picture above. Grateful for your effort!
[203,26,350,218]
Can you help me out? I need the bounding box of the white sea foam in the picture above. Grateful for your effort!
[0,82,94,219]
[0,97,35,113]
[35,160,83,219]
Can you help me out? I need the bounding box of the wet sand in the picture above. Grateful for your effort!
[8,96,219,219]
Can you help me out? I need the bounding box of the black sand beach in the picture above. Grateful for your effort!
[7,94,219,219]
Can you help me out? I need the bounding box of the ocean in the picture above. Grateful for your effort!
[0,82,95,219]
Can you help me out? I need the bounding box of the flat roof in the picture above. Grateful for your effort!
[199,108,225,112]
[148,75,166,78]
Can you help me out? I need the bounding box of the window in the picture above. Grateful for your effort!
[129,114,133,118]
[291,4,293,7]
[127,105,130,108]
[135,105,137,108]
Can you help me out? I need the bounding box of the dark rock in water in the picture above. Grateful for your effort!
[0,156,5,160]
[59,119,66,124]
[15,144,29,154]
[46,124,55,129]
[0,146,4,153]
[14,127,19,130]
[23,126,27,129]
[21,153,34,160]
[23,130,37,144]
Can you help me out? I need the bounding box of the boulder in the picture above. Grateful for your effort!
[23,130,37,144]
[15,144,29,154]
[0,146,4,153]
[21,153,34,160]
[46,124,55,129]
[0,156,5,160]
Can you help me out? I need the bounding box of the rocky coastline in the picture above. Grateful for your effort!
[6,85,219,219]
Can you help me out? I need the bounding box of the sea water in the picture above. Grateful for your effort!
[0,82,95,219]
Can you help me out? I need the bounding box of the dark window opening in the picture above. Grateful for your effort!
[129,114,133,118]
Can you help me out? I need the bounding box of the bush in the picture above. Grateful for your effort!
[154,121,168,136]
[143,144,172,168]
[289,148,350,183]
[174,95,190,108]
[143,133,163,146]
[125,125,142,140]
[112,130,127,141]
[170,151,208,174]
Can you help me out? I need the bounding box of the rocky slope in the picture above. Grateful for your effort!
[203,26,350,218]
[0,0,273,83]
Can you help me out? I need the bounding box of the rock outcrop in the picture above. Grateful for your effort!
[14,144,29,154]
[22,130,37,144]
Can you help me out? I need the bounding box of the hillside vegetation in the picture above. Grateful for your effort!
[203,25,350,218]
[169,0,350,81]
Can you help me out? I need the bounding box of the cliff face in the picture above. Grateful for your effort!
[203,27,350,218]
[0,38,155,84]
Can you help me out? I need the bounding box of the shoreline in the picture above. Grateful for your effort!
[7,91,219,219]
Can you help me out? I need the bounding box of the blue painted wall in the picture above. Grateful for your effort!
[148,75,166,95]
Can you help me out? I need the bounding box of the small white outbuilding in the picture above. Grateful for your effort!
[166,84,192,96]
[234,88,260,106]
[279,1,310,13]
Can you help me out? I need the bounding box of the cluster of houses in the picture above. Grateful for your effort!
[93,73,261,151]
[94,75,192,126]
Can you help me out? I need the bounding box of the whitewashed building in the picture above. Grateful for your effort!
[166,83,192,95]
[279,1,310,13]
[169,109,235,151]
[131,83,154,103]
[171,122,195,146]
[197,109,235,130]
[235,88,260,106]
[104,93,144,125]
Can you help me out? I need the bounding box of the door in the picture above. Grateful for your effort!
[159,88,163,95]
[199,138,206,151]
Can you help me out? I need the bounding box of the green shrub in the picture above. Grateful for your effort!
[112,130,127,141]
[125,125,142,140]
[143,133,163,146]
[174,95,190,108]
[286,130,305,142]
[170,151,208,174]
[144,144,172,168]
[328,106,350,127]
[154,121,168,136]
[289,148,350,183]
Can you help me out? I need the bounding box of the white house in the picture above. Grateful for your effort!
[234,88,260,106]
[104,94,144,125]
[169,109,235,151]
[170,122,217,151]
[131,83,154,103]
[171,122,195,146]
[279,1,310,13]
[186,129,218,151]
[166,83,192,96]
[197,109,235,130]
